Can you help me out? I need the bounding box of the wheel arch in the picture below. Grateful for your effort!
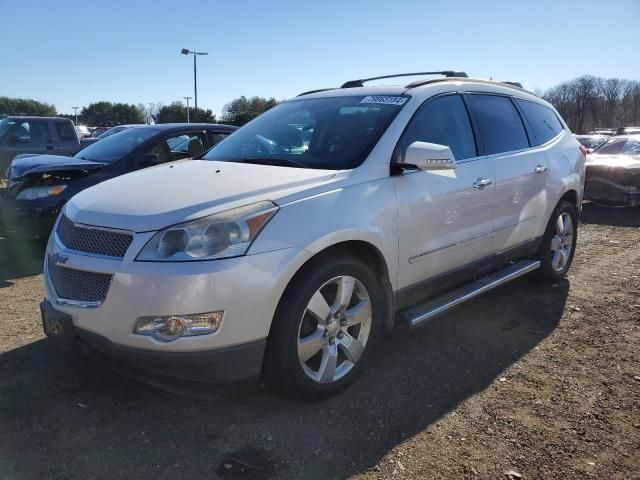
[559,189,579,210]
[271,239,396,342]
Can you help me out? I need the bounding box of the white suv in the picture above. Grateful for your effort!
[41,71,585,399]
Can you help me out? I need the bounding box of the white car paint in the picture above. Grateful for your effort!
[43,79,584,358]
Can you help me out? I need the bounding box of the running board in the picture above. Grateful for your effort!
[405,260,540,329]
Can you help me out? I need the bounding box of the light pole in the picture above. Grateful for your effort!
[72,106,79,125]
[183,96,192,123]
[180,48,208,121]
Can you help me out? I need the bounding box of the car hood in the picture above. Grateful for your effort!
[587,154,640,170]
[9,154,106,179]
[66,160,339,232]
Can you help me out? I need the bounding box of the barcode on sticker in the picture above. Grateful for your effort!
[360,96,408,106]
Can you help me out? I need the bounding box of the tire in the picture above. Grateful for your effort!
[536,200,578,281]
[264,254,384,400]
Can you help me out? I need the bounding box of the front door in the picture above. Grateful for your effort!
[394,93,495,290]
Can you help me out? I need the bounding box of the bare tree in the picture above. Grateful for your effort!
[543,76,640,133]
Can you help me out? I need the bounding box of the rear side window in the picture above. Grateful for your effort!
[399,94,477,161]
[7,120,52,144]
[470,95,529,155]
[516,99,563,145]
[56,122,77,141]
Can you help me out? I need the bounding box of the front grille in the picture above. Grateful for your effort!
[56,214,133,258]
[48,258,113,303]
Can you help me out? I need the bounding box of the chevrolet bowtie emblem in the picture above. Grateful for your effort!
[51,252,69,265]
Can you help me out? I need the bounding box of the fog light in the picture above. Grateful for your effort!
[133,311,224,342]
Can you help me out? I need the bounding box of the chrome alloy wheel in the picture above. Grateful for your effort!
[550,212,574,272]
[297,275,372,384]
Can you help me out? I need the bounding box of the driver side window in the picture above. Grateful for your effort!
[399,94,477,162]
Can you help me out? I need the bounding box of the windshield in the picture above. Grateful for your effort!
[203,95,408,169]
[595,138,640,155]
[75,127,157,162]
[576,136,607,149]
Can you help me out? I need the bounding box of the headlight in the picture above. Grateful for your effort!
[136,201,278,261]
[16,185,67,200]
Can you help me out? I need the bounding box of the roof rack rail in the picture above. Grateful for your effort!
[341,71,468,88]
[502,81,523,88]
[297,88,336,97]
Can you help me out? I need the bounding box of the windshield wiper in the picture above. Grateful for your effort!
[240,157,309,169]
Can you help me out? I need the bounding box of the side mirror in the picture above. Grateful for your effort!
[401,141,456,171]
[8,134,20,145]
[134,153,159,170]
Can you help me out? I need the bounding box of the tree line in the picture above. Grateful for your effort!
[1,96,279,128]
[3,75,639,132]
[542,76,640,134]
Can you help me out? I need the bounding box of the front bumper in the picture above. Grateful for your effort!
[43,226,312,379]
[585,166,640,207]
[41,300,266,382]
[0,197,61,237]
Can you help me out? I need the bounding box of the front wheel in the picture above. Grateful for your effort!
[537,200,578,281]
[264,255,383,399]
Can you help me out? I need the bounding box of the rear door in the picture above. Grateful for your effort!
[467,93,548,252]
[394,93,496,290]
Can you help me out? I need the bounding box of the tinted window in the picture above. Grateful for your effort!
[399,94,476,161]
[203,96,406,170]
[56,122,77,141]
[74,127,157,163]
[516,99,563,145]
[471,95,529,155]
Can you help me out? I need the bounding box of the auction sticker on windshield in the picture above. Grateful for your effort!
[360,96,408,106]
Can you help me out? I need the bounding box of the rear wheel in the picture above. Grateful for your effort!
[264,255,383,399]
[537,200,578,281]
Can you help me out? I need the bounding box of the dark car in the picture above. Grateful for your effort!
[1,123,237,237]
[616,126,640,136]
[585,135,640,207]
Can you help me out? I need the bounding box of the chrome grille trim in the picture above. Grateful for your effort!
[56,214,133,258]
[47,255,113,305]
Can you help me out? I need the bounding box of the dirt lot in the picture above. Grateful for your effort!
[0,203,638,480]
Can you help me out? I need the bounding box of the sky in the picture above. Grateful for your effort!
[1,0,639,118]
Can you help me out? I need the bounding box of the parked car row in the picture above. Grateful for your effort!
[33,71,586,399]
[1,123,236,237]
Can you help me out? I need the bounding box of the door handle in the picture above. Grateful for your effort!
[472,178,492,189]
[534,165,548,173]
[46,145,54,150]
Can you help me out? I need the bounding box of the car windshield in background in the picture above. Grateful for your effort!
[594,138,640,155]
[98,126,129,138]
[203,95,408,170]
[74,127,157,163]
[576,136,607,149]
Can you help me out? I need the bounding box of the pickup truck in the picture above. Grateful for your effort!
[0,116,81,176]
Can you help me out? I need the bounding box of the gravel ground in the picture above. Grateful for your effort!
[0,203,638,480]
